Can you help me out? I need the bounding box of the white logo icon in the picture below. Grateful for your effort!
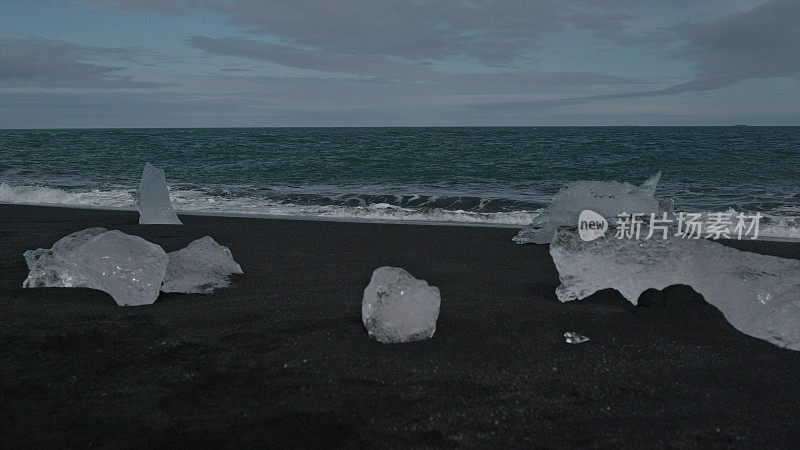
[578,210,608,241]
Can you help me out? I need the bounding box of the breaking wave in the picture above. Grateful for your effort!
[0,182,134,208]
[0,182,540,227]
[1,181,798,237]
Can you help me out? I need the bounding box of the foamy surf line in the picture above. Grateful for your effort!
[1,182,799,238]
[0,182,538,228]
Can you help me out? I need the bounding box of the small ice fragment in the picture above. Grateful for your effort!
[362,267,441,344]
[161,236,243,294]
[23,229,169,306]
[550,227,800,350]
[563,332,590,344]
[138,162,182,225]
[514,172,667,244]
[638,171,661,197]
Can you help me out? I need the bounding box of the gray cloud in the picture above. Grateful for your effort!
[564,11,635,39]
[84,0,725,57]
[77,0,210,14]
[25,0,795,125]
[189,35,639,89]
[85,0,777,70]
[0,36,164,88]
[188,35,431,79]
[89,1,584,65]
[6,85,791,128]
[674,0,799,85]
[212,0,564,65]
[475,0,800,109]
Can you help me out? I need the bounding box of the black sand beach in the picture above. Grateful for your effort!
[1,204,799,448]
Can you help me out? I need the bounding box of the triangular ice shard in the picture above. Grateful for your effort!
[639,171,661,197]
[138,162,182,225]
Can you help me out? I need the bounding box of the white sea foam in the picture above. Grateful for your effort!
[0,182,134,208]
[0,182,539,226]
[1,181,798,237]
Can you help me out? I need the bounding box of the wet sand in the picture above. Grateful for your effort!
[1,204,799,448]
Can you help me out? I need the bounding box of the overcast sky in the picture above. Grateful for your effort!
[1,0,798,127]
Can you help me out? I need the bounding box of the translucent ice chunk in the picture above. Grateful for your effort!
[23,227,108,284]
[514,172,667,244]
[161,236,243,294]
[550,227,800,350]
[638,171,661,197]
[563,332,590,344]
[69,231,169,306]
[23,229,169,306]
[138,162,182,225]
[362,267,441,344]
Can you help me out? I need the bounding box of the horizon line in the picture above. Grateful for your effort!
[2,124,799,131]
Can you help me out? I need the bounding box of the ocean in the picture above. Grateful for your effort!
[1,127,798,237]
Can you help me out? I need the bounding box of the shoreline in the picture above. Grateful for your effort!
[2,202,799,239]
[0,201,529,229]
[2,203,799,447]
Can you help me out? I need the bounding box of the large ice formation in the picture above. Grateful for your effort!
[362,267,441,344]
[138,162,182,225]
[23,229,169,306]
[549,227,800,350]
[514,172,667,244]
[161,236,243,294]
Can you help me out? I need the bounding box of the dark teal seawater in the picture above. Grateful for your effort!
[0,127,798,229]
